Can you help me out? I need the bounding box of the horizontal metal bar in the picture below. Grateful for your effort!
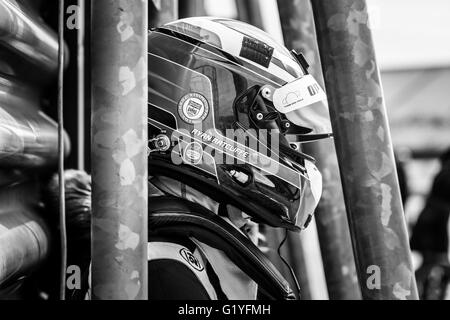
[0,182,49,288]
[0,0,60,81]
[0,74,69,167]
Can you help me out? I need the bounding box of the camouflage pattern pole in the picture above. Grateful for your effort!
[179,0,205,18]
[310,0,418,299]
[149,0,178,28]
[277,0,361,299]
[235,0,264,30]
[91,0,148,300]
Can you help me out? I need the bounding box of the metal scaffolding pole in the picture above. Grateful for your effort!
[179,0,205,18]
[263,226,312,300]
[247,0,318,300]
[277,0,361,300]
[149,0,178,28]
[310,0,418,299]
[235,0,264,29]
[77,0,86,171]
[91,0,148,300]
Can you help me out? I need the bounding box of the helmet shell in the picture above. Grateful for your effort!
[148,17,322,230]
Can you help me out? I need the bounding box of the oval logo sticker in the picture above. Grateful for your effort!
[179,248,204,272]
[183,142,203,165]
[178,93,209,124]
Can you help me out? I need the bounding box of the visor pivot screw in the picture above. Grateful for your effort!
[256,113,264,121]
[149,134,171,152]
[261,86,273,100]
[290,143,298,150]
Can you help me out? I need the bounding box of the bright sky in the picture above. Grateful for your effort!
[204,0,450,71]
[367,0,450,70]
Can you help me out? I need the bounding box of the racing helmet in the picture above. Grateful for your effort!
[148,17,329,231]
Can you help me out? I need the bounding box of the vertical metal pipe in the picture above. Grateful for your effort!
[84,0,92,173]
[77,0,85,171]
[277,0,361,300]
[310,0,418,299]
[91,0,148,300]
[258,0,285,42]
[263,226,312,300]
[149,0,178,28]
[58,0,67,301]
[285,233,312,300]
[179,0,205,18]
[298,225,329,299]
[235,0,263,29]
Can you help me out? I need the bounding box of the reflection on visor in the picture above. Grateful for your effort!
[295,159,323,230]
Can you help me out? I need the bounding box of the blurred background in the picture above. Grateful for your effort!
[367,0,450,231]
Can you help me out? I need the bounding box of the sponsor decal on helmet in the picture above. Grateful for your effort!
[182,141,204,165]
[179,248,204,272]
[272,75,327,114]
[191,128,250,159]
[178,93,209,124]
[240,36,274,68]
